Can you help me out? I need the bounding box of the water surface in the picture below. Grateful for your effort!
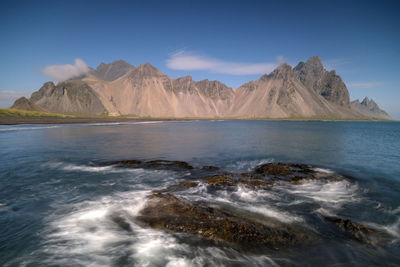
[0,120,399,266]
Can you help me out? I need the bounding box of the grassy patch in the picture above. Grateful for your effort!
[0,108,75,118]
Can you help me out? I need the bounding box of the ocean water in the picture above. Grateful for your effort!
[0,120,399,266]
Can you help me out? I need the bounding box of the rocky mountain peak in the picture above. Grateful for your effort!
[293,56,350,107]
[93,60,135,81]
[261,63,293,81]
[351,96,391,120]
[305,56,323,70]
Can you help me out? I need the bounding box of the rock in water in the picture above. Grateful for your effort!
[136,193,309,249]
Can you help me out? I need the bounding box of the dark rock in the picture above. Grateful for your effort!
[103,159,142,168]
[137,193,309,249]
[145,160,194,170]
[206,174,236,186]
[323,216,379,245]
[202,165,220,171]
[111,215,132,232]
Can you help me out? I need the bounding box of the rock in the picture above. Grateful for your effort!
[136,193,309,249]
[202,165,220,171]
[145,160,194,170]
[102,159,142,168]
[205,173,272,188]
[323,216,380,245]
[111,215,132,232]
[98,159,193,170]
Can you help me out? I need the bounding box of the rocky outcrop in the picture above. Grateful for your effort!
[137,192,308,249]
[351,97,391,120]
[293,56,350,107]
[29,80,106,114]
[10,97,46,112]
[94,158,391,247]
[11,57,390,119]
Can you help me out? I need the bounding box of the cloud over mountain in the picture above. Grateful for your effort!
[167,51,278,75]
[42,58,89,82]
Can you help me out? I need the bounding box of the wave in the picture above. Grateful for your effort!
[226,158,274,172]
[38,189,279,266]
[280,180,360,211]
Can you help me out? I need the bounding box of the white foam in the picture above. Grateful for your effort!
[227,158,274,172]
[313,168,334,174]
[0,125,60,132]
[281,180,359,210]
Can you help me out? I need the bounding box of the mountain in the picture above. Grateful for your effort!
[351,97,392,120]
[230,63,360,118]
[10,57,392,120]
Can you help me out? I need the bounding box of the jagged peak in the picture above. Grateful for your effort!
[361,96,370,105]
[96,59,133,70]
[305,56,323,68]
[260,63,293,81]
[41,81,56,89]
[176,75,193,81]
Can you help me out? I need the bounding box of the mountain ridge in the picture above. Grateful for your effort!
[10,57,392,120]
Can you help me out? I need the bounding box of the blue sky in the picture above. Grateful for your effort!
[0,0,399,118]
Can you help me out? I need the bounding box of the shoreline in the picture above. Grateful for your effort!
[0,115,397,125]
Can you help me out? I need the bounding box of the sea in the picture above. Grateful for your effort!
[0,120,399,266]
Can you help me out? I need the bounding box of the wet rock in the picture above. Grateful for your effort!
[145,160,194,170]
[103,159,142,168]
[178,182,198,188]
[98,159,194,170]
[111,215,132,232]
[323,216,379,245]
[206,174,236,186]
[255,162,314,176]
[202,165,220,171]
[137,193,309,249]
[205,173,273,188]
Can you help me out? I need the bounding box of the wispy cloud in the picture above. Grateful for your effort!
[347,82,382,89]
[42,58,89,82]
[167,51,282,75]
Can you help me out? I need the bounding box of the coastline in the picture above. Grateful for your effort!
[0,115,397,125]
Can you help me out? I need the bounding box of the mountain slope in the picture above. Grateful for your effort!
[351,97,391,120]
[30,81,106,114]
[10,97,47,112]
[230,64,362,119]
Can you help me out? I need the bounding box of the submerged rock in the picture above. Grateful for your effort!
[98,159,194,170]
[136,193,309,249]
[323,216,380,245]
[205,173,273,188]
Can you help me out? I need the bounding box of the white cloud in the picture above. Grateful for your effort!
[347,82,382,89]
[166,51,281,75]
[42,58,89,82]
